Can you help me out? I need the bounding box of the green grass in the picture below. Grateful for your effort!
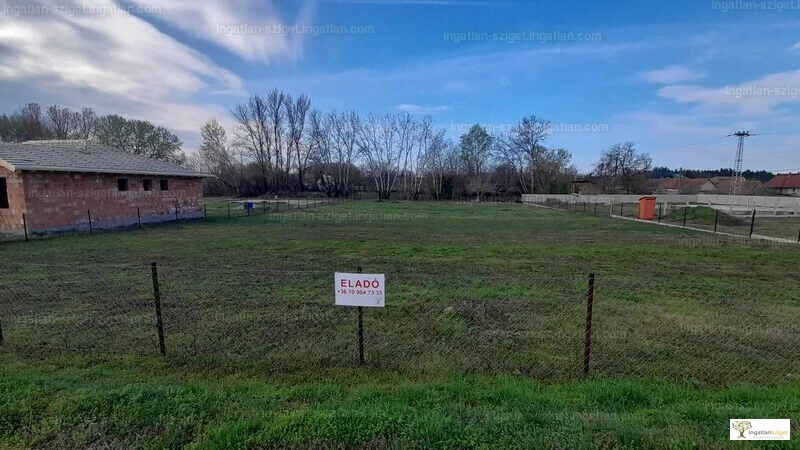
[1,201,799,448]
[666,206,744,226]
[1,357,798,449]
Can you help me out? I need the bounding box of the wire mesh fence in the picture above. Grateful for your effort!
[0,195,362,244]
[535,198,800,245]
[1,261,798,385]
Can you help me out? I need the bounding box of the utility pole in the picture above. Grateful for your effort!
[728,131,752,197]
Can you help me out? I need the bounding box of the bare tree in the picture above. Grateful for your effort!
[593,142,652,194]
[493,115,552,194]
[45,105,80,139]
[199,118,240,195]
[231,95,271,192]
[420,127,451,200]
[395,112,418,199]
[286,94,311,191]
[358,113,405,200]
[266,89,287,190]
[310,110,361,197]
[76,108,98,139]
[406,116,434,200]
[14,103,49,141]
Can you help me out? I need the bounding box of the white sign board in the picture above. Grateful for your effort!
[335,272,385,307]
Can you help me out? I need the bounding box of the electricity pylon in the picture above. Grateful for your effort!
[728,131,752,197]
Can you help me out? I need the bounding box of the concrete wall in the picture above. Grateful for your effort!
[696,194,800,208]
[0,165,26,232]
[522,193,800,209]
[16,171,204,233]
[521,194,697,204]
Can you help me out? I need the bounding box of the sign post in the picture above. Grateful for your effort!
[335,268,385,365]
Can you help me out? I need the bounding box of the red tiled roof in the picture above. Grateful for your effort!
[658,177,709,190]
[658,178,681,190]
[765,173,800,189]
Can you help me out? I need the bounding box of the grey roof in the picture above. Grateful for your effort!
[0,140,211,178]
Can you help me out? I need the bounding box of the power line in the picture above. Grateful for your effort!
[648,136,728,154]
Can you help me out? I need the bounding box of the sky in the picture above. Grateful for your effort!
[1,0,800,173]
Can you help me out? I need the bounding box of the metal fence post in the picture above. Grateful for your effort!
[357,266,365,366]
[137,207,142,228]
[88,210,93,235]
[22,213,28,242]
[204,204,208,220]
[150,262,166,356]
[594,203,598,216]
[0,321,4,346]
[175,204,179,222]
[683,207,688,228]
[658,204,663,224]
[619,202,624,216]
[263,200,267,214]
[714,209,719,234]
[797,226,800,244]
[749,209,756,238]
[583,273,595,377]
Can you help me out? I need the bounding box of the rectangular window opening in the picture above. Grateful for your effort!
[143,179,152,192]
[0,177,9,209]
[160,180,169,191]
[117,178,128,192]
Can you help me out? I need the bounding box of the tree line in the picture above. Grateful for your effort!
[2,97,660,197]
[650,167,776,183]
[190,88,648,199]
[0,103,185,164]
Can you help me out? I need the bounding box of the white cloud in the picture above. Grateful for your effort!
[126,0,308,63]
[0,0,244,150]
[640,65,707,84]
[791,41,800,51]
[656,70,800,115]
[394,104,451,114]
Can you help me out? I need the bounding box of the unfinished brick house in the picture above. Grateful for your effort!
[0,140,211,235]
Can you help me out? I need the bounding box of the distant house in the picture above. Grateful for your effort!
[654,176,767,196]
[708,177,768,196]
[654,177,715,195]
[0,140,212,234]
[571,178,602,195]
[765,173,800,196]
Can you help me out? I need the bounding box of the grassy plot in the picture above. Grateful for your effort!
[665,206,743,227]
[1,358,798,449]
[1,201,799,448]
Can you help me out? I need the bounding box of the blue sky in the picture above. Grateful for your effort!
[2,0,800,172]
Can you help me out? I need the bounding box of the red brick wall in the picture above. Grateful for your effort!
[21,171,204,232]
[0,166,26,232]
